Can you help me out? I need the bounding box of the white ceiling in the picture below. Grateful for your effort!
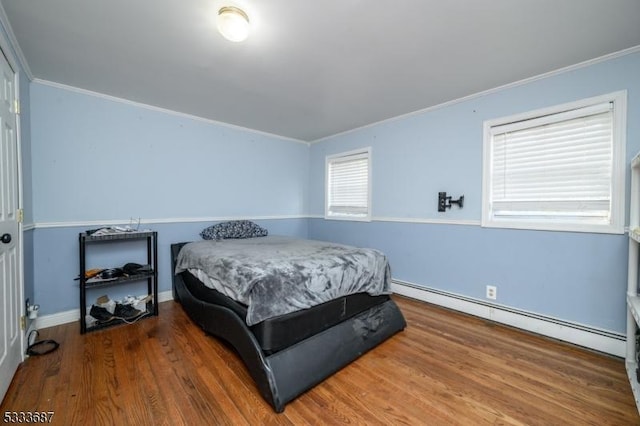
[1,0,640,142]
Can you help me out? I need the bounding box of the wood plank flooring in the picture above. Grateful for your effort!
[2,296,638,425]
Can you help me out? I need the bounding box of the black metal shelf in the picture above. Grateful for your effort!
[82,230,156,242]
[84,310,153,333]
[84,271,156,289]
[79,231,158,333]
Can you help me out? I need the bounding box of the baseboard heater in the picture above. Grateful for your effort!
[391,279,625,357]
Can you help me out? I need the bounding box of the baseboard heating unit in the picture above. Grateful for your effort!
[391,280,625,357]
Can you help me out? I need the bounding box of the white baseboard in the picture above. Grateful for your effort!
[34,290,174,329]
[391,280,626,357]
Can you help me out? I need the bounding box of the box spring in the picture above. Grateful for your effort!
[180,269,392,354]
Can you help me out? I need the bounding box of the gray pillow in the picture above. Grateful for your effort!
[200,220,268,240]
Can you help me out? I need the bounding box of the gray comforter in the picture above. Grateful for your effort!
[174,236,391,326]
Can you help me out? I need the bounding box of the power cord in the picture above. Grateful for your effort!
[26,330,59,356]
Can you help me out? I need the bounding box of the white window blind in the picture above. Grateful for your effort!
[326,149,371,220]
[483,91,626,234]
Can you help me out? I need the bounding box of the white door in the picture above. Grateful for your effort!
[0,48,22,403]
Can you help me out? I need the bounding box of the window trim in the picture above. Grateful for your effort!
[325,147,372,222]
[481,91,626,234]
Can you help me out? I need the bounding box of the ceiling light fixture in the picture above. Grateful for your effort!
[217,6,250,42]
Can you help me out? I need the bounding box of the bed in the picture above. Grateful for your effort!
[171,234,406,412]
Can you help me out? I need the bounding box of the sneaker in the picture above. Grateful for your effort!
[137,294,153,304]
[89,305,114,322]
[114,303,142,320]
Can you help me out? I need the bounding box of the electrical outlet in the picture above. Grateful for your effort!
[486,285,497,300]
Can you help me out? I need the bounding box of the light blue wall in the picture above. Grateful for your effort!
[309,51,640,334]
[31,83,309,223]
[24,49,640,331]
[29,83,310,314]
[308,220,627,331]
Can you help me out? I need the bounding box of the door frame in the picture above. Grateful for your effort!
[0,26,25,358]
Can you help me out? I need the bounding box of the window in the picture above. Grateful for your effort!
[482,91,626,234]
[325,148,371,221]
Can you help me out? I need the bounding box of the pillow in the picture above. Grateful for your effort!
[200,220,268,240]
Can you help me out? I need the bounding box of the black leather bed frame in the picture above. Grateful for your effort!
[170,242,407,412]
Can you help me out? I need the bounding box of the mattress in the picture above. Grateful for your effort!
[180,269,391,354]
[174,236,391,326]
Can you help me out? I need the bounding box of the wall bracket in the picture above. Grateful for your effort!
[438,192,464,212]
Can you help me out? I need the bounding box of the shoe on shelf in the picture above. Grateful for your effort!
[96,295,116,314]
[114,303,142,320]
[96,294,110,305]
[123,294,152,305]
[89,305,114,323]
[137,294,153,304]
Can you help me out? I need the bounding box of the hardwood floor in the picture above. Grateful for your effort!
[2,296,638,425]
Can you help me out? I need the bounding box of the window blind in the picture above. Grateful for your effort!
[327,151,369,217]
[489,102,613,221]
